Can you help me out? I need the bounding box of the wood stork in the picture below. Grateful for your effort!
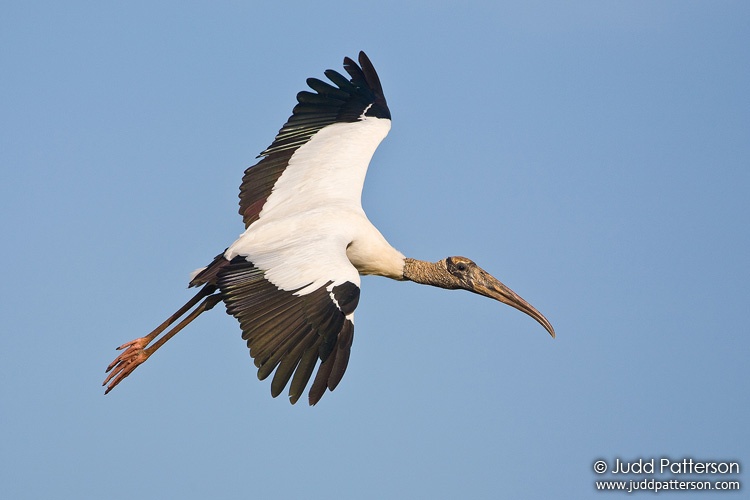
[104,52,555,405]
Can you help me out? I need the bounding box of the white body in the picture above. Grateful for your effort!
[225,116,405,296]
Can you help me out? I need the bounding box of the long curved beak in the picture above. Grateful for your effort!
[471,268,555,338]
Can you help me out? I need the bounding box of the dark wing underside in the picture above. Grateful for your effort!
[238,51,390,228]
[217,257,359,405]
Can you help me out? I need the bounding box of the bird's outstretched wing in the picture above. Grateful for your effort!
[190,52,395,404]
[238,51,391,228]
[191,224,363,405]
[217,254,358,405]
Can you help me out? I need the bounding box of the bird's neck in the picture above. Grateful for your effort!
[403,258,456,289]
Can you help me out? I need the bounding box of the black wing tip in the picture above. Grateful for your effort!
[356,51,375,77]
[342,50,391,120]
[344,50,371,67]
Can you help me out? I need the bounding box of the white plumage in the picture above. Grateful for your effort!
[225,115,400,295]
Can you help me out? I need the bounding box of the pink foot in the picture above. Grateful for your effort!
[103,337,152,394]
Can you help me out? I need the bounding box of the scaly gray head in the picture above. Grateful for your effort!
[403,256,555,337]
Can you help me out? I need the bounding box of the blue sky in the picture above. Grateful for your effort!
[2,2,748,498]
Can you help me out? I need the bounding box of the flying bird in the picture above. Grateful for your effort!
[104,52,555,405]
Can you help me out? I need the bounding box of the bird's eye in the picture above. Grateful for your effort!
[446,258,469,275]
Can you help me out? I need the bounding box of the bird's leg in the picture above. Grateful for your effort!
[103,287,222,394]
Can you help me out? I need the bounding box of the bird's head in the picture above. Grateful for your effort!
[404,256,555,338]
